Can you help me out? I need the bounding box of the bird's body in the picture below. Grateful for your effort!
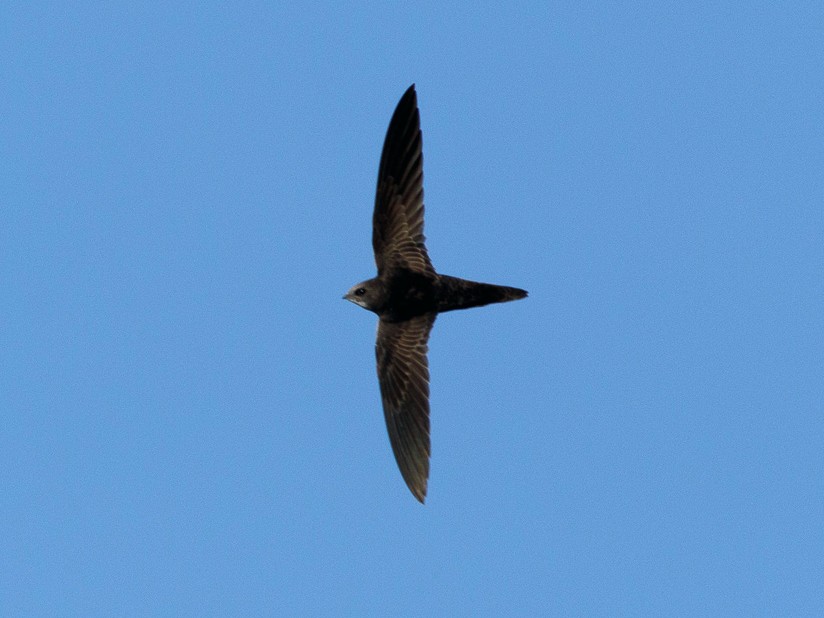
[350,270,526,322]
[344,85,527,502]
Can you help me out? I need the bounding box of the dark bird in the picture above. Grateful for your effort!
[344,85,527,503]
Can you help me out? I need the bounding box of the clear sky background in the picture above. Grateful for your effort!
[2,3,822,616]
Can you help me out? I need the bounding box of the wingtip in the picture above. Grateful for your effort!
[407,477,427,503]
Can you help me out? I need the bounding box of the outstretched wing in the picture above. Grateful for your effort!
[375,313,436,502]
[373,84,435,276]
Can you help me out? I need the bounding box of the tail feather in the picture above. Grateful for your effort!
[436,275,527,313]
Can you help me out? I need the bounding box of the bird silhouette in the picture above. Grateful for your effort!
[344,85,527,502]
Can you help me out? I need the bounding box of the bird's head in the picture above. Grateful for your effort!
[343,278,383,313]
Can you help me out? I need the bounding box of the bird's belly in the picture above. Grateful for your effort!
[382,272,437,321]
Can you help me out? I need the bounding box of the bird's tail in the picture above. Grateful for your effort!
[436,275,528,313]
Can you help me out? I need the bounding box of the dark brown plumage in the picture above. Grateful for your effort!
[344,84,527,502]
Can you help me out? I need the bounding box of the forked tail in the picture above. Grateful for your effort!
[436,275,528,313]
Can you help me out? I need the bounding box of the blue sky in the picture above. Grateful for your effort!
[2,2,822,615]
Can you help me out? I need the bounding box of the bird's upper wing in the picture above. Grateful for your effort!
[376,312,436,502]
[373,85,435,276]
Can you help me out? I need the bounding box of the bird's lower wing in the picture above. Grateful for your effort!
[375,313,437,502]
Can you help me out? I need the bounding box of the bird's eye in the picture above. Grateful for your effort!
[355,288,366,296]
